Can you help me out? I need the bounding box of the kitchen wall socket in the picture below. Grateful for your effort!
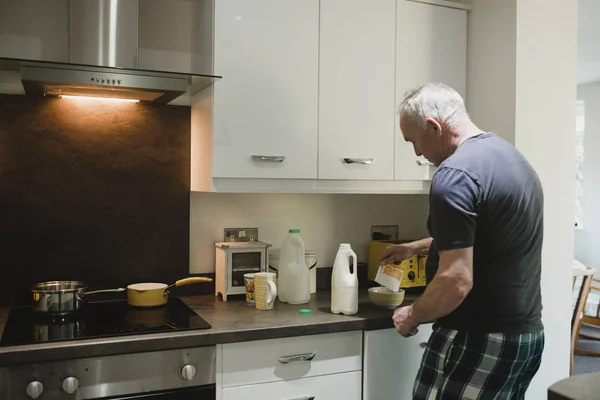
[224,228,259,242]
[371,225,399,241]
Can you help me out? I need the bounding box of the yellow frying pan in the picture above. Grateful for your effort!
[126,277,212,307]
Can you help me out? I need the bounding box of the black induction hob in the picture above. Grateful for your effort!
[0,297,211,347]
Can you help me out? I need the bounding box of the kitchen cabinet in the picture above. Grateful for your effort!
[217,331,363,399]
[395,0,467,181]
[220,330,362,387]
[0,0,69,63]
[363,324,434,400]
[317,0,396,180]
[222,371,362,400]
[212,0,319,179]
[192,0,469,193]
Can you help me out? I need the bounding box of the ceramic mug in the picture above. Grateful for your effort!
[254,272,277,311]
[244,273,256,306]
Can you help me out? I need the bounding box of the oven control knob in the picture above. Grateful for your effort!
[62,376,79,394]
[26,381,43,399]
[180,364,197,381]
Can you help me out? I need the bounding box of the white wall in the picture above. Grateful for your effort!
[468,0,577,398]
[576,82,600,268]
[465,0,516,144]
[0,0,69,62]
[578,0,600,85]
[138,0,193,73]
[189,193,430,273]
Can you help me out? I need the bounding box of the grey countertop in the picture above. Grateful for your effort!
[0,290,418,367]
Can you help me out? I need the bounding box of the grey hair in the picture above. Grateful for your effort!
[398,83,467,130]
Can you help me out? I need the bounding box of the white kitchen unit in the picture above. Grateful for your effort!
[222,371,362,400]
[363,324,434,400]
[0,0,69,63]
[211,0,319,180]
[191,0,469,194]
[318,0,396,180]
[216,331,363,399]
[395,0,468,181]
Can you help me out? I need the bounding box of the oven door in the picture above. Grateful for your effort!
[102,384,215,399]
[228,248,266,291]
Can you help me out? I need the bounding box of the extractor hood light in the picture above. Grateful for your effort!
[59,95,140,103]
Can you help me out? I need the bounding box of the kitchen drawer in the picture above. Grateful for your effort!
[222,370,361,400]
[221,330,362,387]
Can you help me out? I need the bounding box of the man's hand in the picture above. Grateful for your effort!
[392,305,419,337]
[379,243,414,266]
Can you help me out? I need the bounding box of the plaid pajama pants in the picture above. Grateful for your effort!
[413,325,545,400]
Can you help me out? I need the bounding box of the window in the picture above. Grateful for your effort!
[575,100,585,229]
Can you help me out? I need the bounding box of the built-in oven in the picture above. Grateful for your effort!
[0,346,216,400]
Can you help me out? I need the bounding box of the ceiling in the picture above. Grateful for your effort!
[579,0,600,85]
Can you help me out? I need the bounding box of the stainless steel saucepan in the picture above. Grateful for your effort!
[31,280,125,316]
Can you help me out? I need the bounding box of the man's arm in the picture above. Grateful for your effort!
[392,167,479,337]
[409,237,433,254]
[379,237,433,266]
[410,247,473,324]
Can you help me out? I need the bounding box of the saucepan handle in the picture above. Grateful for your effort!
[81,288,126,297]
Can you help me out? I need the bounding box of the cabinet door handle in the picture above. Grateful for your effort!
[416,160,434,166]
[278,352,316,363]
[344,158,373,164]
[252,155,286,162]
[419,342,428,348]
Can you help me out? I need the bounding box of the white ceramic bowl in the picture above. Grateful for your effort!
[368,286,405,309]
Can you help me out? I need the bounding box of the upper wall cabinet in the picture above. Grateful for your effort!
[318,0,396,180]
[0,0,69,63]
[193,0,469,193]
[395,0,467,181]
[212,0,320,179]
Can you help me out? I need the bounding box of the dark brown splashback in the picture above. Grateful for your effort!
[0,94,191,306]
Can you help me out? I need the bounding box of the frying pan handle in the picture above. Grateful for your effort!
[81,288,126,297]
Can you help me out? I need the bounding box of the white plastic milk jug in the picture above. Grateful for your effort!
[331,243,358,315]
[278,229,310,304]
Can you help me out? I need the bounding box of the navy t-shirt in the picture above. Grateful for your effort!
[425,132,544,334]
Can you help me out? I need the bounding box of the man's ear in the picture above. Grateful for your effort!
[425,117,442,134]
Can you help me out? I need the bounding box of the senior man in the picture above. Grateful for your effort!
[380,83,545,399]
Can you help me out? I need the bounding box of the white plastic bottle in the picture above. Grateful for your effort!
[278,229,310,304]
[331,243,358,315]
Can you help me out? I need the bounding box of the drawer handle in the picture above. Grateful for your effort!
[252,155,286,163]
[285,397,315,400]
[278,352,316,364]
[344,158,373,164]
[416,160,434,166]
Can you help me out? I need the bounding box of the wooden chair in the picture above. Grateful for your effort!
[571,266,598,374]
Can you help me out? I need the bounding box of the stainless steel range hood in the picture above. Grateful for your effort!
[0,0,220,104]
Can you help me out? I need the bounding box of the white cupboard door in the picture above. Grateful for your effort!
[222,371,361,400]
[363,325,434,400]
[213,0,319,179]
[395,1,467,181]
[318,0,396,180]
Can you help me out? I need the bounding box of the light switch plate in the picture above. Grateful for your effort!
[224,228,259,242]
